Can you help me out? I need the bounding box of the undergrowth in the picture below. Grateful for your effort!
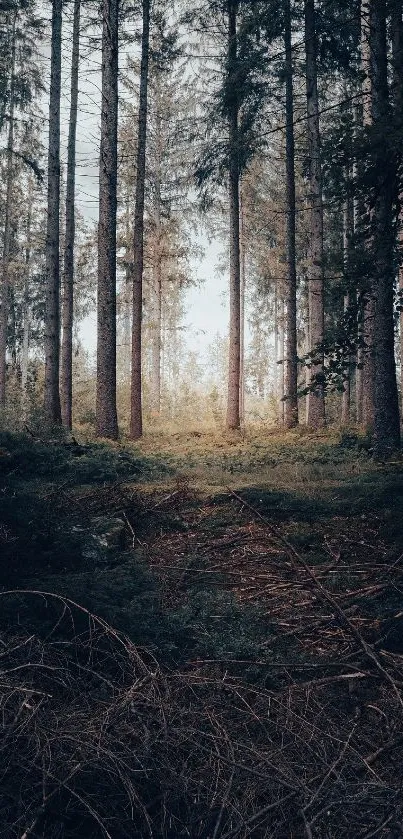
[1,428,403,837]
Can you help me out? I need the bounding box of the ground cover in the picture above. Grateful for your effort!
[0,428,402,837]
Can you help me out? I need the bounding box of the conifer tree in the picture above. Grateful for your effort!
[96,0,119,439]
[0,7,17,408]
[61,0,81,429]
[304,0,325,428]
[283,0,298,428]
[370,0,400,455]
[130,0,150,440]
[44,0,62,424]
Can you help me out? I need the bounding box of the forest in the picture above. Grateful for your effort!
[1,0,403,837]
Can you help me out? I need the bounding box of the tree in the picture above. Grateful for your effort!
[96,0,119,439]
[360,0,375,431]
[226,0,241,430]
[61,0,81,429]
[304,0,325,428]
[43,0,62,424]
[130,0,150,440]
[391,0,403,414]
[370,0,400,455]
[0,7,17,408]
[283,0,298,428]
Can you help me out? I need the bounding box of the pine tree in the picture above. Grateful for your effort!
[61,0,81,430]
[370,0,400,455]
[0,7,17,407]
[226,0,241,431]
[130,0,150,440]
[283,0,298,428]
[44,0,62,424]
[304,0,325,429]
[96,0,119,439]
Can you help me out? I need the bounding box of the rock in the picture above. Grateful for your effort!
[90,516,127,551]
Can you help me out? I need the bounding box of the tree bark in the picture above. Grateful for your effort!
[96,0,119,439]
[21,182,33,418]
[61,0,80,430]
[130,0,150,440]
[44,0,62,425]
[341,192,354,426]
[391,0,403,417]
[370,0,400,455]
[226,0,241,431]
[304,0,325,428]
[239,188,246,426]
[278,287,285,426]
[284,0,298,429]
[0,9,16,408]
[360,0,375,431]
[150,75,162,417]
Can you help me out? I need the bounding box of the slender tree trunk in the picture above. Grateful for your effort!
[391,1,403,417]
[400,268,403,410]
[61,0,80,430]
[352,99,364,423]
[150,257,162,416]
[370,0,400,455]
[341,295,351,425]
[44,0,62,425]
[96,0,119,439]
[21,185,33,417]
[226,0,241,431]
[359,0,376,431]
[278,289,285,426]
[274,280,278,413]
[284,0,298,428]
[150,78,162,417]
[304,0,325,428]
[239,189,246,425]
[130,0,150,440]
[123,190,132,380]
[0,9,16,408]
[341,193,354,426]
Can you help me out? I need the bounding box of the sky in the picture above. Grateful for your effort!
[53,8,230,361]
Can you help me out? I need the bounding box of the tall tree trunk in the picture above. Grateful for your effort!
[341,192,354,426]
[130,0,150,440]
[61,0,80,430]
[123,190,132,380]
[391,0,403,417]
[0,9,16,408]
[370,0,400,455]
[150,76,162,417]
[150,256,162,416]
[44,0,62,425]
[278,287,285,426]
[353,100,364,423]
[21,184,33,418]
[96,0,119,439]
[239,189,246,425]
[226,0,241,431]
[360,0,375,431]
[274,279,278,412]
[284,0,298,429]
[304,0,325,428]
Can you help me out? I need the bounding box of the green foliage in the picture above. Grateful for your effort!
[0,431,172,483]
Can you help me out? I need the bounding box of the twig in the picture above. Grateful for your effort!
[228,489,403,707]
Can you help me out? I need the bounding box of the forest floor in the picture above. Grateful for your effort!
[1,426,403,838]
